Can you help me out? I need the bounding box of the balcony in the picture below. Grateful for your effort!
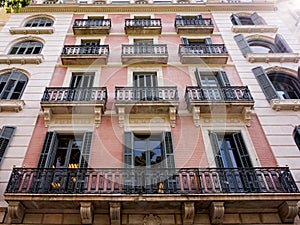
[114,86,179,127]
[72,19,111,35]
[178,44,229,64]
[40,87,107,127]
[4,167,299,224]
[185,86,254,126]
[121,44,168,65]
[175,18,214,34]
[60,45,109,65]
[124,18,162,35]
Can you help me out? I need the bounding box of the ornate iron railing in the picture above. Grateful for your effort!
[73,19,111,28]
[125,18,161,27]
[41,87,107,103]
[5,167,298,194]
[61,45,109,56]
[185,86,253,104]
[175,18,213,27]
[115,86,178,102]
[122,44,168,55]
[178,44,228,55]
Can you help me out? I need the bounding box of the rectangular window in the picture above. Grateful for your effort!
[0,126,16,165]
[133,72,157,88]
[70,73,94,88]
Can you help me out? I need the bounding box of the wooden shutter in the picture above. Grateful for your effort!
[230,14,242,25]
[232,132,253,167]
[124,131,134,168]
[252,66,279,101]
[181,37,189,45]
[162,131,175,168]
[195,67,202,87]
[204,38,212,45]
[37,131,58,168]
[217,70,231,87]
[209,131,224,168]
[78,132,93,168]
[233,34,252,57]
[0,126,16,164]
[250,12,266,25]
[275,34,293,53]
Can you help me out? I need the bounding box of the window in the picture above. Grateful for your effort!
[81,39,100,46]
[293,126,300,150]
[9,41,43,55]
[181,37,212,45]
[133,72,157,88]
[234,34,293,57]
[230,12,266,25]
[252,66,300,101]
[0,70,28,100]
[70,73,94,88]
[25,17,54,27]
[0,126,16,165]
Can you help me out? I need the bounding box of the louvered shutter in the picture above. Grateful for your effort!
[217,70,231,87]
[78,132,93,168]
[230,14,242,25]
[124,131,134,168]
[250,12,266,25]
[209,131,224,168]
[252,66,279,101]
[275,34,293,53]
[232,132,252,167]
[181,37,189,45]
[195,68,202,87]
[37,131,58,168]
[234,34,252,57]
[0,126,16,164]
[162,131,175,168]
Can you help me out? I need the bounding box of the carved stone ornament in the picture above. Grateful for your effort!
[209,202,224,225]
[80,202,94,224]
[143,214,161,225]
[110,202,121,225]
[8,201,25,223]
[279,201,298,223]
[182,202,194,225]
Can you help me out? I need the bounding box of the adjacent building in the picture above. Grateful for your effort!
[0,0,299,224]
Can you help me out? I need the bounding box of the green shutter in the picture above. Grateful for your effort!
[250,12,266,25]
[79,131,93,168]
[252,66,279,102]
[124,131,133,168]
[37,131,58,168]
[209,131,224,168]
[232,132,253,167]
[0,126,16,165]
[233,34,252,57]
[217,70,231,87]
[195,68,202,87]
[230,14,242,25]
[162,131,175,168]
[275,34,293,53]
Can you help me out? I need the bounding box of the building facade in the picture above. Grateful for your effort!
[0,0,299,224]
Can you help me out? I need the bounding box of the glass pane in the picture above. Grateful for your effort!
[134,149,147,166]
[54,148,67,168]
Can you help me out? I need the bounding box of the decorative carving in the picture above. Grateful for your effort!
[8,201,25,223]
[110,202,121,225]
[270,99,300,111]
[169,107,176,127]
[80,202,94,224]
[0,99,25,113]
[94,107,102,128]
[192,106,200,126]
[118,107,125,127]
[143,214,161,225]
[209,202,224,225]
[43,107,52,127]
[182,202,194,225]
[279,201,298,223]
[242,106,252,126]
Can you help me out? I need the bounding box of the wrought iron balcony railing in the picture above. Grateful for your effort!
[122,44,168,55]
[175,18,213,27]
[41,87,107,103]
[185,86,253,104]
[178,44,228,55]
[73,19,111,28]
[5,167,298,195]
[125,18,162,27]
[115,86,178,102]
[61,45,109,56]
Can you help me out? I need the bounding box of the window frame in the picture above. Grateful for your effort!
[24,17,54,27]
[9,40,43,55]
[0,126,16,166]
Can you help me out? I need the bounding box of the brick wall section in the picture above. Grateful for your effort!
[157,13,176,33]
[105,35,128,63]
[247,115,277,167]
[109,14,130,33]
[49,67,67,86]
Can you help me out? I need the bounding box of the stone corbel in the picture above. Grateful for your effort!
[169,107,176,128]
[110,202,121,225]
[118,107,125,127]
[242,106,252,126]
[80,202,94,224]
[8,201,25,223]
[279,201,298,223]
[43,107,52,127]
[192,106,200,127]
[94,107,102,128]
[209,202,224,225]
[182,202,194,225]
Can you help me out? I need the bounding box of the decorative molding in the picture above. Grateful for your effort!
[143,214,161,225]
[270,99,300,111]
[192,106,200,127]
[246,53,299,63]
[231,25,278,33]
[242,106,252,126]
[110,202,121,225]
[209,202,224,225]
[279,201,298,223]
[0,54,44,64]
[9,27,55,35]
[80,202,94,224]
[8,201,25,223]
[118,107,125,127]
[182,202,194,225]
[0,99,25,113]
[169,107,176,128]
[94,106,102,128]
[43,107,52,127]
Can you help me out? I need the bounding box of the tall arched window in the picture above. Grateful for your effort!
[25,17,54,27]
[9,41,43,55]
[0,70,28,100]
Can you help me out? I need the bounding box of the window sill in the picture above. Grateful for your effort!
[246,53,299,63]
[9,27,54,35]
[0,100,25,112]
[270,99,300,111]
[231,25,278,33]
[0,54,44,64]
